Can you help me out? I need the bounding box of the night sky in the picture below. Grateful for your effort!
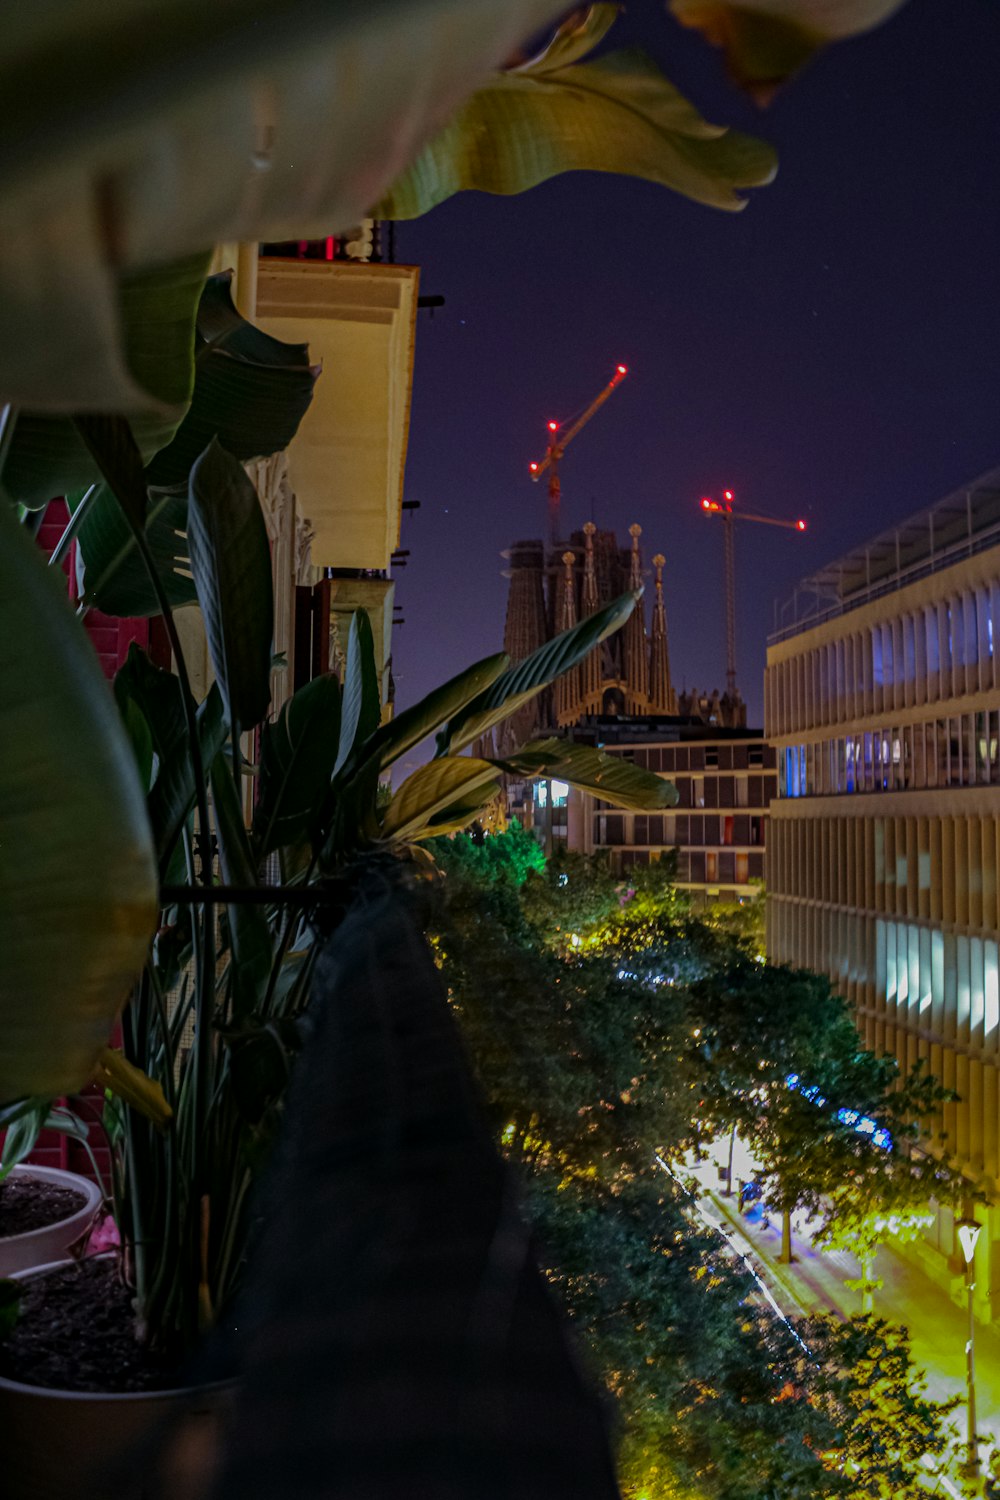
[390,0,999,758]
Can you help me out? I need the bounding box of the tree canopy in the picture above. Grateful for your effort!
[428,830,961,1498]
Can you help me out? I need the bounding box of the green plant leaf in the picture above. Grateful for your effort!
[409,786,503,841]
[333,611,381,778]
[495,737,679,811]
[437,589,639,756]
[360,652,509,773]
[145,273,319,487]
[254,675,343,856]
[0,500,157,1102]
[75,485,197,617]
[376,48,776,221]
[114,648,227,871]
[0,1100,46,1178]
[514,4,619,73]
[0,1,566,411]
[668,0,907,100]
[1,254,210,507]
[381,757,501,843]
[210,753,273,1017]
[188,439,274,732]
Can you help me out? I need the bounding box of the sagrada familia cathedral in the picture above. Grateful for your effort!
[496,521,747,750]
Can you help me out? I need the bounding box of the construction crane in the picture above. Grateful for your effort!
[701,489,807,699]
[529,364,628,544]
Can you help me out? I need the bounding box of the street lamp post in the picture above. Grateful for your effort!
[957,1217,982,1484]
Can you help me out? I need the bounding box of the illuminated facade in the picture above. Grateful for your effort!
[766,466,1000,1311]
[509,719,775,907]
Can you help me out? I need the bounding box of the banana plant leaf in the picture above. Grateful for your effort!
[211,753,274,1017]
[381,758,502,843]
[115,646,227,872]
[376,9,776,219]
[0,499,157,1102]
[333,611,382,778]
[358,651,509,774]
[75,485,195,617]
[188,439,275,732]
[1,254,210,508]
[494,737,679,812]
[0,0,566,411]
[75,276,318,617]
[254,674,343,857]
[669,0,907,100]
[145,272,319,486]
[437,589,640,756]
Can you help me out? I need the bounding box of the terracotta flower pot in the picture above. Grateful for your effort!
[0,1258,235,1500]
[0,1165,103,1276]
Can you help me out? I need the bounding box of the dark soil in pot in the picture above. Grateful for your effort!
[0,1175,87,1238]
[0,1258,178,1393]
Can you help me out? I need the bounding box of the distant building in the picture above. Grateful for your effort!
[766,465,1000,1314]
[491,522,773,906]
[507,718,774,906]
[497,522,747,750]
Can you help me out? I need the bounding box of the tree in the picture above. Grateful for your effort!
[431,838,958,1498]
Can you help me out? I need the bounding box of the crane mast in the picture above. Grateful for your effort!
[529,364,627,544]
[701,490,807,699]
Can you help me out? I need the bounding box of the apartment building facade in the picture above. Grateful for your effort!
[766,467,1000,1311]
[510,718,775,907]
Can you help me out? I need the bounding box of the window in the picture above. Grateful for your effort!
[705,748,719,769]
[691,776,705,808]
[722,816,734,845]
[706,851,718,882]
[749,746,764,767]
[736,777,749,808]
[736,852,749,884]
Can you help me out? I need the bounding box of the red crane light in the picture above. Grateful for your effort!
[701,497,713,511]
[616,364,627,376]
[547,420,558,432]
[723,489,733,502]
[796,519,807,531]
[529,462,539,473]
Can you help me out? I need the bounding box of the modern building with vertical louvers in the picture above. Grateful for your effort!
[766,465,1000,1312]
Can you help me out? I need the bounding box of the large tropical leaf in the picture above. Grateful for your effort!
[0,1,567,411]
[1,254,210,508]
[114,647,227,871]
[669,0,908,100]
[74,276,317,617]
[360,652,509,774]
[381,758,501,843]
[211,753,273,1017]
[0,500,157,1102]
[333,611,382,778]
[188,439,274,732]
[495,738,679,811]
[254,674,343,856]
[437,589,640,757]
[76,485,195,617]
[376,40,776,220]
[145,272,319,487]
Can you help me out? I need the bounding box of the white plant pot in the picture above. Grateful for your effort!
[0,1165,103,1276]
[0,1257,235,1500]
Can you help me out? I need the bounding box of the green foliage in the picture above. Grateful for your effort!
[432,845,957,1499]
[378,7,777,219]
[0,495,158,1102]
[430,821,545,888]
[669,0,908,101]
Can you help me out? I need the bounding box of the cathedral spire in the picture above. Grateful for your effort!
[622,523,649,712]
[578,521,603,715]
[555,550,581,726]
[648,552,676,714]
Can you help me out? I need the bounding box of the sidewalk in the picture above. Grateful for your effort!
[689,1160,1000,1457]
